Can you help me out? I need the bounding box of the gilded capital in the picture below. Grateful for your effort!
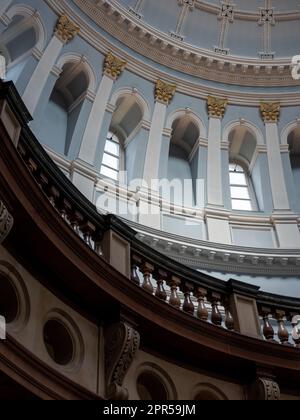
[103,52,126,80]
[155,80,176,105]
[54,15,80,44]
[207,95,228,119]
[260,101,280,123]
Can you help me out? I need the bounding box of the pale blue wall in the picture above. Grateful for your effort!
[201,270,300,297]
[251,154,273,213]
[163,215,205,240]
[232,228,275,248]
[166,144,195,207]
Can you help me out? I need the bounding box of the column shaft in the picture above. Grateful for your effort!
[265,122,290,210]
[143,101,167,187]
[78,74,114,165]
[207,117,223,207]
[22,36,63,115]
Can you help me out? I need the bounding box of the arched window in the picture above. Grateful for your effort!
[39,61,90,156]
[164,117,199,206]
[228,125,259,212]
[100,132,123,181]
[229,163,254,211]
[0,14,39,82]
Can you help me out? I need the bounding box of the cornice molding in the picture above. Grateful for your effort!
[130,222,300,276]
[75,0,300,88]
[44,0,300,106]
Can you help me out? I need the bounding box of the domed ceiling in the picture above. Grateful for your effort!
[71,0,300,86]
[118,0,300,59]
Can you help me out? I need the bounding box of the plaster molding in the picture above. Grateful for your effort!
[43,147,300,275]
[44,0,300,106]
[70,0,300,88]
[130,223,300,276]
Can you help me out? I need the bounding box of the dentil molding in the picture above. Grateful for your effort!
[45,0,300,106]
[73,0,300,88]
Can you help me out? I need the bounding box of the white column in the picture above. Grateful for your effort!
[207,116,223,206]
[22,15,79,115]
[261,102,300,247]
[73,53,126,201]
[77,53,126,165]
[205,96,231,244]
[22,36,63,114]
[265,122,290,210]
[78,74,114,164]
[143,101,167,186]
[143,79,176,188]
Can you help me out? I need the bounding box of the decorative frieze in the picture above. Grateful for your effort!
[0,200,13,243]
[54,15,80,44]
[155,80,176,105]
[260,101,280,123]
[103,52,127,80]
[207,95,228,118]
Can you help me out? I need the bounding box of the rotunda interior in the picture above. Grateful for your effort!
[0,0,300,401]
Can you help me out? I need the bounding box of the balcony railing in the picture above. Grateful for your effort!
[1,80,300,350]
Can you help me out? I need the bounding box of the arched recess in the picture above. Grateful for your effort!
[39,57,92,156]
[193,383,228,401]
[101,89,146,183]
[163,110,203,207]
[0,5,45,83]
[135,363,177,401]
[287,126,300,199]
[226,122,260,211]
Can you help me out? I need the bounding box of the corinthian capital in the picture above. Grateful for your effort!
[0,201,13,243]
[155,80,176,105]
[260,101,280,123]
[54,15,80,44]
[207,95,228,118]
[103,52,127,80]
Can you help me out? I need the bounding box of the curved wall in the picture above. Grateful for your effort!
[1,0,300,293]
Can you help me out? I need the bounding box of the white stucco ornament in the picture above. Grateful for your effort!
[0,54,6,80]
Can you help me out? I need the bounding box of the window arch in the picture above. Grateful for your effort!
[39,60,90,156]
[164,116,200,207]
[100,131,123,181]
[0,11,41,84]
[102,93,144,183]
[228,125,258,212]
[229,163,254,211]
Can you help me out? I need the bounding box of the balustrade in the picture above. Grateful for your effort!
[2,79,299,350]
[258,305,300,347]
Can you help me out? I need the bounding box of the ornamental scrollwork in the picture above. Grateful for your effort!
[105,322,140,400]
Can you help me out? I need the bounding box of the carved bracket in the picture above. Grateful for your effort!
[249,377,280,400]
[105,322,140,400]
[0,200,13,244]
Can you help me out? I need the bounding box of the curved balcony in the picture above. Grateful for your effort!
[0,80,300,400]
